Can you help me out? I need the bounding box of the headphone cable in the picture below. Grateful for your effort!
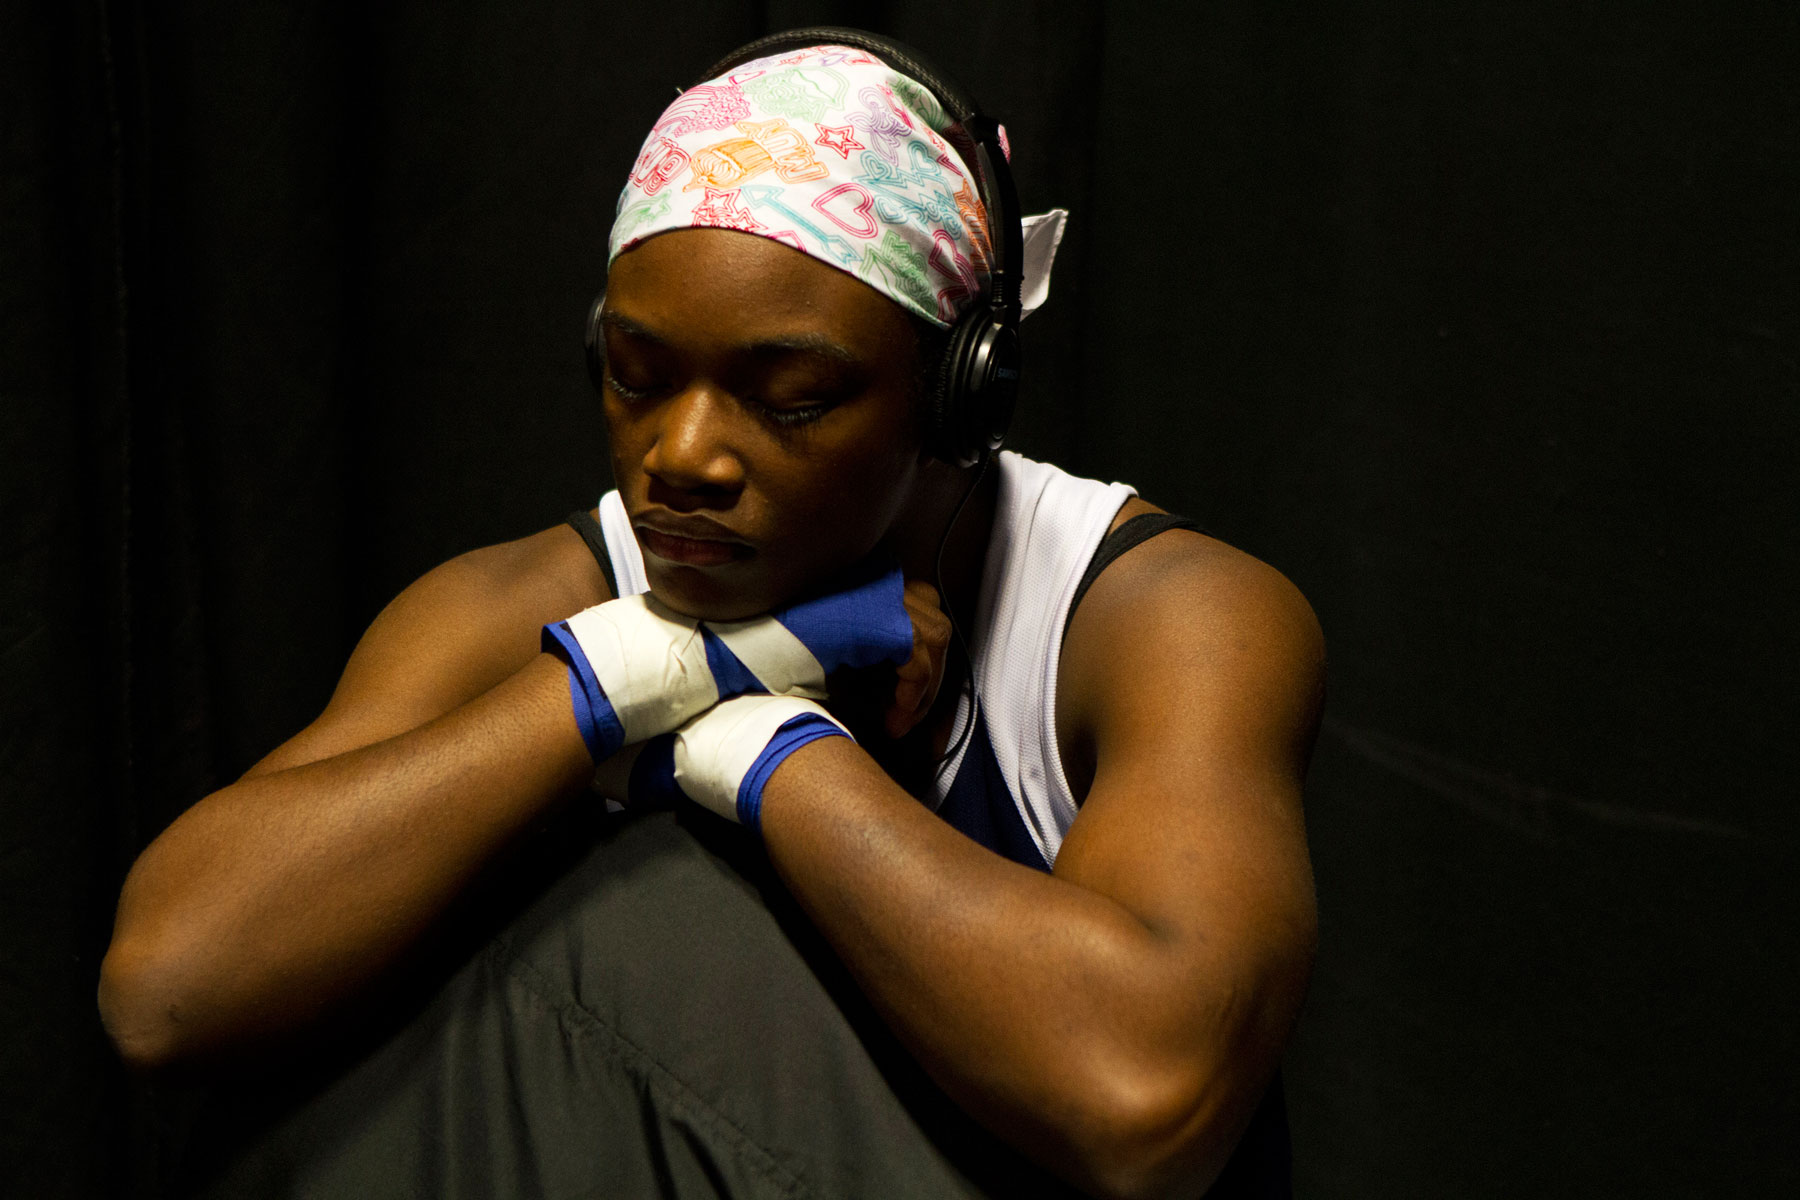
[932,455,991,777]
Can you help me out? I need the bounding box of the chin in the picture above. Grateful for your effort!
[642,562,778,621]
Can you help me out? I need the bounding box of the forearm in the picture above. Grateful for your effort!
[758,740,1268,1199]
[99,653,593,1067]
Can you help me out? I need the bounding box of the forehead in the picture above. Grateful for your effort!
[605,228,916,357]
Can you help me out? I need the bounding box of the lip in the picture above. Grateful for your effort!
[632,513,754,568]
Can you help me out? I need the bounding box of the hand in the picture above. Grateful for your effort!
[707,565,915,698]
[545,567,914,763]
[627,695,851,831]
[883,579,953,741]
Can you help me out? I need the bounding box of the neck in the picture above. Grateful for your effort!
[894,455,1000,635]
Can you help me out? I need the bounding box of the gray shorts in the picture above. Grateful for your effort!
[179,807,1285,1198]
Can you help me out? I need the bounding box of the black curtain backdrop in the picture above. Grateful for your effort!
[4,1,1795,1195]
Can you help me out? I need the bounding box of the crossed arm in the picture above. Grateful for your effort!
[759,526,1322,1197]
[99,516,1321,1200]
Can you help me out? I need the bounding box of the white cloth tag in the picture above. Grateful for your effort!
[1019,209,1069,320]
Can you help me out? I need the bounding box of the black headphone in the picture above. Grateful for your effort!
[585,26,1024,468]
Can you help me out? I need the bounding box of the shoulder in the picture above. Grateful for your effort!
[246,517,612,775]
[1055,497,1325,800]
[1088,497,1322,665]
[381,518,613,642]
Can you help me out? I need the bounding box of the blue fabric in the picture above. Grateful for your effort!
[936,712,1051,872]
[699,627,763,699]
[735,713,849,832]
[560,666,605,761]
[772,566,913,674]
[542,622,624,761]
[628,734,681,808]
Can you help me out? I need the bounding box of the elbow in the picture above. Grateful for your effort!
[1060,1062,1250,1200]
[98,940,181,1073]
[97,928,216,1074]
[98,852,243,1073]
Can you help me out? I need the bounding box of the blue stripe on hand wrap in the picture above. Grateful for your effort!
[542,621,626,761]
[735,712,849,831]
[771,566,913,673]
[629,734,681,808]
[699,626,764,698]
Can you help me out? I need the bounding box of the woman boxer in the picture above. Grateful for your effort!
[101,31,1321,1199]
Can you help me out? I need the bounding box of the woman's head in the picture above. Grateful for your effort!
[596,41,999,618]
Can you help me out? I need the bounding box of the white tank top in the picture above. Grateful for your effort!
[596,450,1135,868]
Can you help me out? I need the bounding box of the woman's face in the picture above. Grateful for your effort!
[600,228,928,620]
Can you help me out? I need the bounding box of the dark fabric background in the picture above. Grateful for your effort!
[3,1,1794,1195]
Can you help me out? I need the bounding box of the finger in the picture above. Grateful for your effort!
[887,676,930,740]
[884,625,950,740]
[901,581,953,647]
[883,579,955,740]
[884,645,931,737]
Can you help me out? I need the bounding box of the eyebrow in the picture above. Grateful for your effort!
[599,310,864,368]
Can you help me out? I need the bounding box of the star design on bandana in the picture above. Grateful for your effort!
[691,187,765,233]
[812,122,865,159]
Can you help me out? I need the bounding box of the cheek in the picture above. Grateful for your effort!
[602,405,652,489]
[774,428,919,559]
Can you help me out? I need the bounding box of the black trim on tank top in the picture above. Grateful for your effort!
[1062,512,1208,644]
[565,509,619,600]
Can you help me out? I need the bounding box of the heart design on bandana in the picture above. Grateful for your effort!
[811,183,878,238]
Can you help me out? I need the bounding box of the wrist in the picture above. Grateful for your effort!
[661,695,853,831]
[753,732,900,853]
[516,653,613,790]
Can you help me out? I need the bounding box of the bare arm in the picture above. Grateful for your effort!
[756,531,1323,1199]
[98,524,611,1069]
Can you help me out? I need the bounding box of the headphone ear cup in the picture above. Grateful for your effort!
[975,321,1020,459]
[931,308,1018,467]
[928,313,972,464]
[584,291,608,394]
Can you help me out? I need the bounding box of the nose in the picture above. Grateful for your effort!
[640,385,746,501]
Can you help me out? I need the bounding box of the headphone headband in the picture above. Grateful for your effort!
[697,27,982,123]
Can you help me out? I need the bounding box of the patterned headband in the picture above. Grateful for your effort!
[608,44,1065,328]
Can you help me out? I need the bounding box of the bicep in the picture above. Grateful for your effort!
[245,523,613,778]
[1053,536,1324,1042]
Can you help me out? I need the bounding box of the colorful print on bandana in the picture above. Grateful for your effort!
[608,45,1002,328]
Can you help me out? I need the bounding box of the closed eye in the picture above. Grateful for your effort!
[748,397,832,429]
[602,369,663,403]
[606,370,832,434]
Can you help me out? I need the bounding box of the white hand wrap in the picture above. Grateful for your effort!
[543,565,910,765]
[702,616,829,699]
[558,594,717,746]
[670,695,850,830]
